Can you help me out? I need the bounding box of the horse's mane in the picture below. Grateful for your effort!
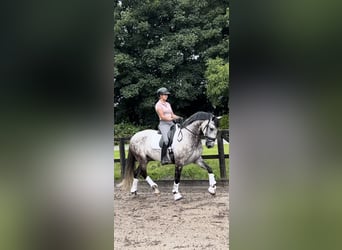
[181,111,218,128]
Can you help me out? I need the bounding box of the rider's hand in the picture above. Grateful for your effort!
[173,117,183,124]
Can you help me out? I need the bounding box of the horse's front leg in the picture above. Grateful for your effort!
[197,159,217,195]
[172,165,183,201]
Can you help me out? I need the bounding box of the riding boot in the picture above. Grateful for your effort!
[161,143,171,165]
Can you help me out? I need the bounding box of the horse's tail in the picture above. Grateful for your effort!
[116,146,136,191]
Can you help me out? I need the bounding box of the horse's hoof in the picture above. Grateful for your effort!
[153,186,160,195]
[131,191,137,195]
[174,192,183,201]
[208,186,216,195]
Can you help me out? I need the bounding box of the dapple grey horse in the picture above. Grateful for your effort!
[117,112,220,200]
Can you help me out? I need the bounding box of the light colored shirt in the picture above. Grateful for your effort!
[155,100,173,120]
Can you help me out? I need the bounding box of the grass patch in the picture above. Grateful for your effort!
[114,144,229,181]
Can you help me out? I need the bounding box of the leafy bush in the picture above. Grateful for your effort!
[219,114,229,129]
[114,122,148,141]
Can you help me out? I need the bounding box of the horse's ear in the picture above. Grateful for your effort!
[212,115,220,127]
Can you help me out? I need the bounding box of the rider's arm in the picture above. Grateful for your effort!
[171,113,180,119]
[170,105,180,120]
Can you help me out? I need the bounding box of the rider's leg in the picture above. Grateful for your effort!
[159,122,172,165]
[161,143,171,165]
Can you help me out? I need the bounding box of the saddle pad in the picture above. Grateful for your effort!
[151,134,162,149]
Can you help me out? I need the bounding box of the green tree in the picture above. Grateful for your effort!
[114,0,229,126]
[205,57,229,112]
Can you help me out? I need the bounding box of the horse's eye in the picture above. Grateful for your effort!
[210,127,214,131]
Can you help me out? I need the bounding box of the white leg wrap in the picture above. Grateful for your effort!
[208,185,216,194]
[208,173,217,194]
[172,182,182,200]
[172,182,179,194]
[208,173,217,186]
[174,192,183,201]
[145,176,157,187]
[130,178,139,193]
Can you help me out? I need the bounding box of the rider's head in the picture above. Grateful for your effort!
[157,87,170,98]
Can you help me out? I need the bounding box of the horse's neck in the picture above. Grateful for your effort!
[183,120,204,136]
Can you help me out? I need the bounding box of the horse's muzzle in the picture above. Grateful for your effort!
[206,140,215,148]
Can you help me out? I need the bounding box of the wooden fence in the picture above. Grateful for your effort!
[114,129,229,179]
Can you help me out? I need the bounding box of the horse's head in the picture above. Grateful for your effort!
[201,115,220,148]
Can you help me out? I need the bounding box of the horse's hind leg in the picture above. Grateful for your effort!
[130,165,142,194]
[146,176,160,195]
[140,164,160,195]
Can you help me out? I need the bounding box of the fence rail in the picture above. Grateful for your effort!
[114,129,229,179]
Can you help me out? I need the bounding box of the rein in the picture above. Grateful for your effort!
[177,119,215,142]
[183,126,199,137]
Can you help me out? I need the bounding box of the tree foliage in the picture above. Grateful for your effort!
[205,57,229,110]
[114,0,229,127]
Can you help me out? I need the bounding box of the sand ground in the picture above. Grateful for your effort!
[114,182,229,250]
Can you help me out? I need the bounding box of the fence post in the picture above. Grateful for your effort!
[217,130,227,179]
[119,138,126,178]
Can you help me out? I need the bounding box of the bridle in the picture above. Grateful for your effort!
[178,118,217,142]
[202,119,217,142]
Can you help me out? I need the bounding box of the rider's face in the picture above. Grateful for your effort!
[161,94,169,100]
